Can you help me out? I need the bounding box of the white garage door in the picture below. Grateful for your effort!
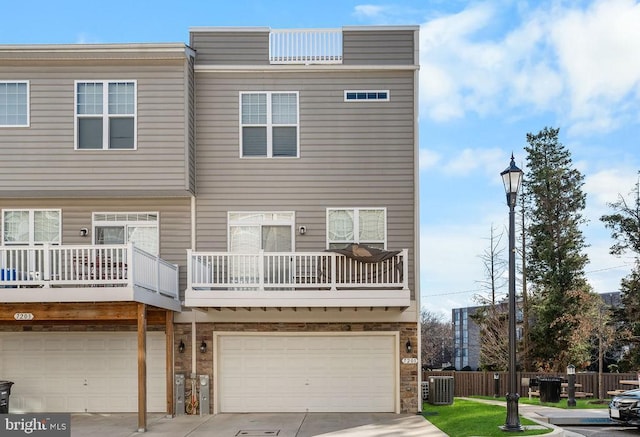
[0,332,166,413]
[217,333,397,413]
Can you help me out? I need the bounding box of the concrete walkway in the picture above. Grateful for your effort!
[69,412,447,437]
[59,398,617,436]
[461,397,614,436]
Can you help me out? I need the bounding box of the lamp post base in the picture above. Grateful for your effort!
[500,392,523,432]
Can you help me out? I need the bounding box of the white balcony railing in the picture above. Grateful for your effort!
[187,249,408,291]
[0,244,180,307]
[270,29,342,64]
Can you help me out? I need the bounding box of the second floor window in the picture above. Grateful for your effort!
[75,81,136,150]
[240,91,298,158]
[0,81,29,127]
[327,208,386,249]
[2,209,61,245]
[93,212,158,255]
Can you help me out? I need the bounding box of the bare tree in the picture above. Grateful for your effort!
[420,309,453,369]
[470,225,509,370]
[476,225,507,305]
[470,303,509,370]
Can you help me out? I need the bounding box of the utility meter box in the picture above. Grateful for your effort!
[174,373,185,416]
[199,375,210,416]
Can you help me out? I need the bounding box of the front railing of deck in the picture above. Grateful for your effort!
[188,249,408,291]
[0,244,179,301]
[270,29,342,64]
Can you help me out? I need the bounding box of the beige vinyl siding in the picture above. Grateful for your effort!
[0,197,191,298]
[193,70,416,296]
[0,61,192,197]
[190,30,270,65]
[343,30,416,65]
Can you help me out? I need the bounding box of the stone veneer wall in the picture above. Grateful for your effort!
[173,322,419,414]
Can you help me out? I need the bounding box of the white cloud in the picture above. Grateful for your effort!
[418,0,640,136]
[353,5,387,19]
[75,33,101,44]
[353,3,426,23]
[551,0,640,134]
[441,147,506,178]
[552,1,640,107]
[419,148,441,171]
[585,168,639,207]
[419,3,508,120]
[585,238,633,293]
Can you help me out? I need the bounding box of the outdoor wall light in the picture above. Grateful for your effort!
[298,226,307,235]
[80,228,88,237]
[200,340,207,354]
[405,339,412,353]
[178,339,185,354]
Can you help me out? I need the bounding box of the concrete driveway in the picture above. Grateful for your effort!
[70,412,446,437]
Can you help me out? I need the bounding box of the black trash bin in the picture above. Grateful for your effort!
[0,381,14,413]
[538,377,561,403]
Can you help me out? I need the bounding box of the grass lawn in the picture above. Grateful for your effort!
[422,398,553,437]
[471,395,611,409]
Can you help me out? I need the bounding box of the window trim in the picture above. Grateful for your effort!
[74,80,138,150]
[239,91,300,159]
[0,81,30,127]
[227,211,296,252]
[91,211,159,255]
[326,207,387,249]
[2,208,62,245]
[344,90,390,102]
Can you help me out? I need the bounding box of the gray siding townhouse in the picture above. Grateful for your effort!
[178,26,421,414]
[0,25,420,421]
[0,43,194,426]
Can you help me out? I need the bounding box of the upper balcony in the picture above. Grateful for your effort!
[184,248,410,310]
[269,29,342,64]
[0,244,180,312]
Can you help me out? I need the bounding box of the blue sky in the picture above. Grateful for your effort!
[4,0,640,319]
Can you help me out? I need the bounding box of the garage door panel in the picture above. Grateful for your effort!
[218,334,396,413]
[0,332,165,413]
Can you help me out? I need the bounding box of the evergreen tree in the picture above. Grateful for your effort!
[522,127,593,371]
[601,176,640,369]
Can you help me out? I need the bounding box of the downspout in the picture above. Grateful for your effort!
[191,196,197,378]
[191,312,197,378]
[413,26,422,414]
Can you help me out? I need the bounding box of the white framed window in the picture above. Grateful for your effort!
[228,212,295,252]
[240,91,299,158]
[75,81,137,150]
[92,212,158,255]
[0,81,29,127]
[344,90,389,102]
[2,209,61,245]
[326,208,386,249]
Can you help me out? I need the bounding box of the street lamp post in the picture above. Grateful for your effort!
[500,154,523,432]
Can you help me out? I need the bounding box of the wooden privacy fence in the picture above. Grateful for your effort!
[423,371,639,398]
